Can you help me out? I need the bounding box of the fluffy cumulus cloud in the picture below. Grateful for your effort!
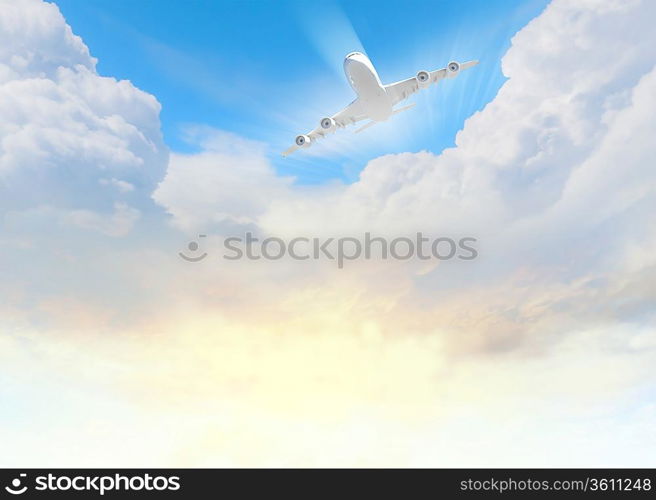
[2,0,656,467]
[0,0,167,224]
[153,127,293,232]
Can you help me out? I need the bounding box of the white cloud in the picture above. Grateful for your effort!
[64,202,141,237]
[154,128,293,232]
[0,0,94,81]
[100,177,135,193]
[0,0,167,226]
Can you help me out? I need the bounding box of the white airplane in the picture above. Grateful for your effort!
[282,52,478,157]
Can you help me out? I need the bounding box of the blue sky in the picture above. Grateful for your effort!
[54,0,548,183]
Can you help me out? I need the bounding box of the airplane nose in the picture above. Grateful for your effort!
[344,52,363,69]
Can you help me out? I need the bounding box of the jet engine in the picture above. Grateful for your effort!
[416,70,430,88]
[320,117,336,131]
[446,61,460,77]
[295,135,311,147]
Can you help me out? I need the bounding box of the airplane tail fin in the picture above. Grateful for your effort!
[355,121,377,134]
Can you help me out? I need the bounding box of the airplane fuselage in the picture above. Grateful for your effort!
[343,52,393,122]
[281,51,478,156]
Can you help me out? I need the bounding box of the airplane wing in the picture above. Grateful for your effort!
[282,99,367,157]
[385,60,479,106]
